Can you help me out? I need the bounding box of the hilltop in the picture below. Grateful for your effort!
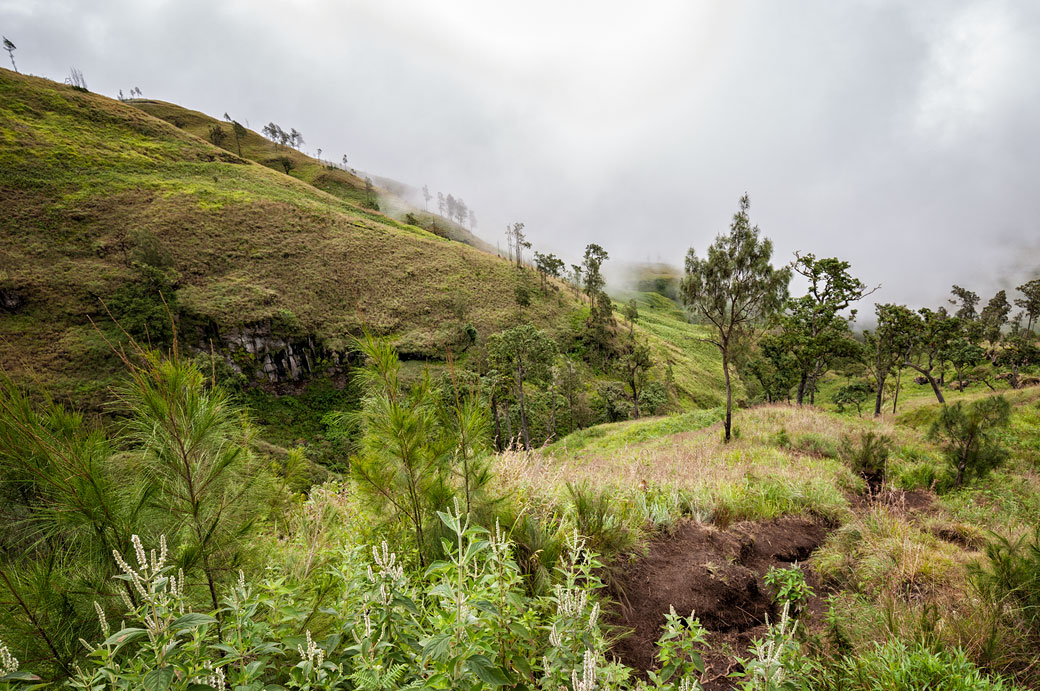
[0,69,734,430]
[0,70,584,403]
[129,99,496,253]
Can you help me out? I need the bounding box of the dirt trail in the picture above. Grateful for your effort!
[608,517,827,689]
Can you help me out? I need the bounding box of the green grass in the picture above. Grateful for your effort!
[618,290,743,407]
[0,70,579,405]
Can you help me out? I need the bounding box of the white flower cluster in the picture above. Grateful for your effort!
[112,534,175,600]
[570,649,597,691]
[198,661,227,691]
[298,629,325,667]
[0,637,18,676]
[367,541,404,605]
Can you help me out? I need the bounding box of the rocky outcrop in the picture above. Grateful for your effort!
[222,323,349,383]
[0,287,24,313]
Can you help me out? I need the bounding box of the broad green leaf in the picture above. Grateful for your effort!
[466,654,510,686]
[171,612,218,631]
[142,666,175,691]
[103,627,147,647]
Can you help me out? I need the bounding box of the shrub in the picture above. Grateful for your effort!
[969,524,1040,636]
[764,564,814,616]
[565,482,638,557]
[929,396,1011,488]
[840,431,892,491]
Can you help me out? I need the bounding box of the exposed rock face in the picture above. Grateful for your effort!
[222,323,348,383]
[0,288,24,313]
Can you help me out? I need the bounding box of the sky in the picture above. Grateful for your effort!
[3,0,1039,311]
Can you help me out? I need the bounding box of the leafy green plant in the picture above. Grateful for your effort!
[764,564,814,616]
[733,602,808,691]
[648,606,707,689]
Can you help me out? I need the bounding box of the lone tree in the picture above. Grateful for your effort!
[780,253,874,405]
[231,121,247,156]
[1015,278,1040,332]
[681,194,790,442]
[487,324,557,449]
[930,395,1011,487]
[3,37,16,73]
[422,184,432,211]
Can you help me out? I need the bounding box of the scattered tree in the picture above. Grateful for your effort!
[780,253,874,405]
[680,194,790,442]
[930,396,1011,487]
[901,308,958,404]
[616,336,653,418]
[623,298,639,333]
[980,289,1011,344]
[487,325,558,450]
[422,184,432,211]
[949,285,980,322]
[276,156,295,174]
[1014,278,1040,332]
[533,251,565,292]
[231,121,247,156]
[207,124,228,148]
[65,67,88,91]
[3,37,16,73]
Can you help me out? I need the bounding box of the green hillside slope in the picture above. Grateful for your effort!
[129,99,496,253]
[0,70,571,404]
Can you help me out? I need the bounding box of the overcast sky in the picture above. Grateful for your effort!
[3,0,1039,310]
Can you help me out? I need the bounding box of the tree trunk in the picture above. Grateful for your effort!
[796,371,808,406]
[907,362,945,404]
[873,371,886,417]
[631,376,641,419]
[723,350,733,443]
[809,363,820,406]
[892,369,901,414]
[549,381,557,440]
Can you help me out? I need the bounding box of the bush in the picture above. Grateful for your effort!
[969,524,1040,636]
[840,431,892,491]
[565,482,638,557]
[929,396,1011,488]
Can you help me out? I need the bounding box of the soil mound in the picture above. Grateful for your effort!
[608,517,826,686]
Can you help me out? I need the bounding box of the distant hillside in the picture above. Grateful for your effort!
[129,100,497,253]
[0,69,572,404]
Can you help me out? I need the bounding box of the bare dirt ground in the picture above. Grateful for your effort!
[608,517,828,689]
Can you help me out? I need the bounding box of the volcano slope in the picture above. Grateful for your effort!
[0,69,579,405]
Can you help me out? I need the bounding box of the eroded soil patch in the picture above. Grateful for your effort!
[608,517,827,688]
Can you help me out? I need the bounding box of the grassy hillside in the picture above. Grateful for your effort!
[129,99,497,253]
[623,290,743,407]
[0,69,576,404]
